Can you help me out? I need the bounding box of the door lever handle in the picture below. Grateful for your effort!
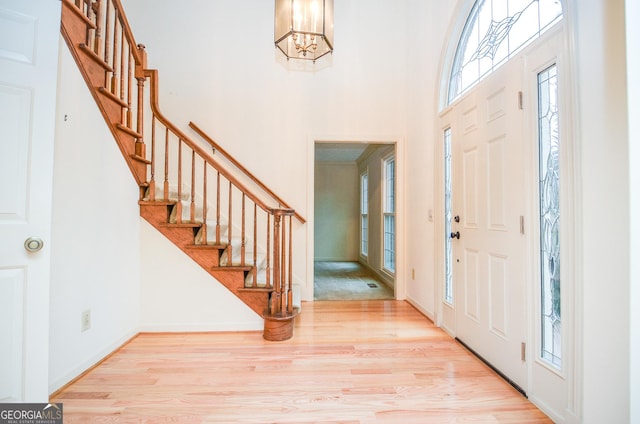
[450,231,460,239]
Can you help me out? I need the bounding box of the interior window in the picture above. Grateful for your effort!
[383,155,395,274]
[360,171,369,257]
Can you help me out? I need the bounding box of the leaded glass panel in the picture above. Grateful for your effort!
[538,64,561,369]
[448,0,562,104]
[444,128,454,304]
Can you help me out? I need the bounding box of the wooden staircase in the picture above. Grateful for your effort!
[60,0,303,340]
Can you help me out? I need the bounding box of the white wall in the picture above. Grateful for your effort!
[140,220,263,331]
[314,162,359,261]
[403,0,458,318]
[48,41,142,393]
[123,0,409,301]
[571,0,630,422]
[627,1,640,421]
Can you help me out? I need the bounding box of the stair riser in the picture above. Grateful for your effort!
[153,224,199,249]
[185,248,221,268]
[140,204,172,226]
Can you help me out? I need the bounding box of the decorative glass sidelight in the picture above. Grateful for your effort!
[444,128,454,304]
[538,64,561,368]
[448,0,563,104]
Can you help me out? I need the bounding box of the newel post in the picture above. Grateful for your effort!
[263,208,298,342]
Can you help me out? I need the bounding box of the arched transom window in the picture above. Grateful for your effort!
[448,0,563,104]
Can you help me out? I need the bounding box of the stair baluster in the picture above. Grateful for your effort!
[215,171,221,244]
[103,0,111,83]
[201,159,208,244]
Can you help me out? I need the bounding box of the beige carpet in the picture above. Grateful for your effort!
[314,261,394,300]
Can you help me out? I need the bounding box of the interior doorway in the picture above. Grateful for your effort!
[313,142,396,301]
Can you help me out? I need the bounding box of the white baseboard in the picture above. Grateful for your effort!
[49,328,138,395]
[138,322,263,333]
[405,296,435,322]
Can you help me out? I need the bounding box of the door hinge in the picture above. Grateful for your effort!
[518,91,524,110]
[520,215,525,235]
[521,342,527,362]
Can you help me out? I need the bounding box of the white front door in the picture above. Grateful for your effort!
[0,0,61,401]
[449,57,528,390]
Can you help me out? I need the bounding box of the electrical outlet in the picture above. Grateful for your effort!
[81,309,91,332]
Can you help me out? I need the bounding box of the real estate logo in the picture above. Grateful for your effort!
[0,403,62,424]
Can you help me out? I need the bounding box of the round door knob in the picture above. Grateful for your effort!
[24,237,44,253]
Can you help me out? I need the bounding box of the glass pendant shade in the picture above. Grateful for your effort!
[274,0,334,61]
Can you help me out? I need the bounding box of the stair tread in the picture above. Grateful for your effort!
[159,221,202,228]
[130,154,151,164]
[139,200,176,206]
[116,123,143,138]
[78,43,112,71]
[185,243,227,250]
[212,265,252,271]
[238,287,273,293]
[98,86,128,108]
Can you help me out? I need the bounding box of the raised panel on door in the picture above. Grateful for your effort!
[463,248,480,323]
[488,254,508,339]
[487,135,507,230]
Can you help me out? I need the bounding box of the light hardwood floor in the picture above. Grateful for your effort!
[51,301,551,423]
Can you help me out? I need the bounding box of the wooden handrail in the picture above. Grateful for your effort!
[144,69,275,215]
[189,122,306,224]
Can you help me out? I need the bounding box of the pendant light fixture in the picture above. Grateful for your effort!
[274,0,334,62]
